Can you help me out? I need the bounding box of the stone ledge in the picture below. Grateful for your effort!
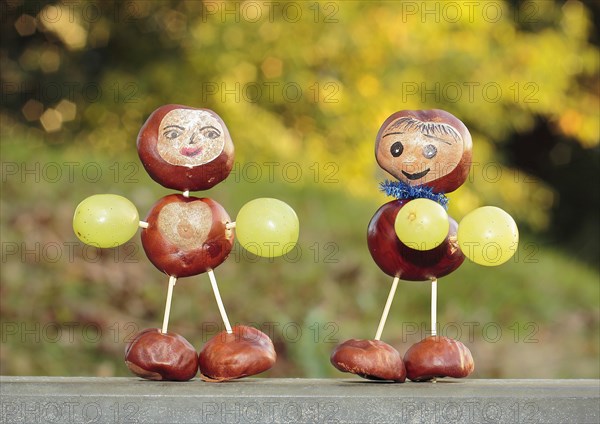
[1,377,599,423]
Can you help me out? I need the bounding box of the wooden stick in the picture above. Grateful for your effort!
[182,190,190,198]
[139,221,149,229]
[161,276,177,334]
[374,276,400,341]
[431,278,438,337]
[225,222,236,230]
[208,269,233,334]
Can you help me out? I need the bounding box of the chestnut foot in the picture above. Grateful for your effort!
[125,328,198,381]
[330,339,406,382]
[404,336,474,382]
[198,325,276,382]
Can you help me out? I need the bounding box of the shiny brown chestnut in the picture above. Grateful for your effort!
[137,104,234,191]
[198,325,276,382]
[330,339,406,382]
[403,336,474,382]
[125,328,198,381]
[367,199,464,281]
[141,194,234,278]
[375,109,472,194]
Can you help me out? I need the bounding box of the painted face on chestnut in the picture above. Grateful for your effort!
[377,118,462,182]
[157,109,226,167]
[137,104,234,191]
[375,110,472,194]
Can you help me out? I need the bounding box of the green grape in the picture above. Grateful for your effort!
[236,198,299,258]
[394,198,450,251]
[73,194,139,248]
[457,206,519,266]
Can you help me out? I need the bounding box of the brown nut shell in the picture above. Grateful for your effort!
[367,200,464,281]
[137,104,234,191]
[330,339,406,382]
[141,194,234,277]
[375,109,472,194]
[404,336,474,382]
[198,325,276,382]
[124,328,198,381]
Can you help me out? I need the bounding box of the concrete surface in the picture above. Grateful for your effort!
[1,377,599,423]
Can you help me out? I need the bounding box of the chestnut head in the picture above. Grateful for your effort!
[330,339,406,382]
[403,336,474,382]
[375,109,472,194]
[137,104,234,191]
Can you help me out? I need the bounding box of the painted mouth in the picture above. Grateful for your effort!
[180,145,203,157]
[402,168,430,180]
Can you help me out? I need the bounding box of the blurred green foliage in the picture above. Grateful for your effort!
[1,0,599,379]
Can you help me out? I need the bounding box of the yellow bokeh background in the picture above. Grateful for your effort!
[1,1,598,379]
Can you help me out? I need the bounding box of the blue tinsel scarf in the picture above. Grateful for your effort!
[379,180,449,210]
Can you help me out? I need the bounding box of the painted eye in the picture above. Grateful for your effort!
[163,129,182,140]
[390,141,403,157]
[423,144,437,159]
[201,128,221,139]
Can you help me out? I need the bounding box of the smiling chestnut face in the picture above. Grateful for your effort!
[137,105,235,192]
[157,109,226,167]
[375,110,472,194]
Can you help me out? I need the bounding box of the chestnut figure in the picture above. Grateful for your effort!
[141,194,234,277]
[403,336,474,382]
[125,328,199,381]
[331,339,406,382]
[332,109,477,383]
[367,199,464,281]
[198,326,276,382]
[375,109,472,194]
[72,104,298,383]
[137,104,234,192]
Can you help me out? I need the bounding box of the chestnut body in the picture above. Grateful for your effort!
[367,200,464,281]
[199,326,276,382]
[141,194,234,277]
[331,339,406,382]
[125,328,198,381]
[404,336,474,381]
